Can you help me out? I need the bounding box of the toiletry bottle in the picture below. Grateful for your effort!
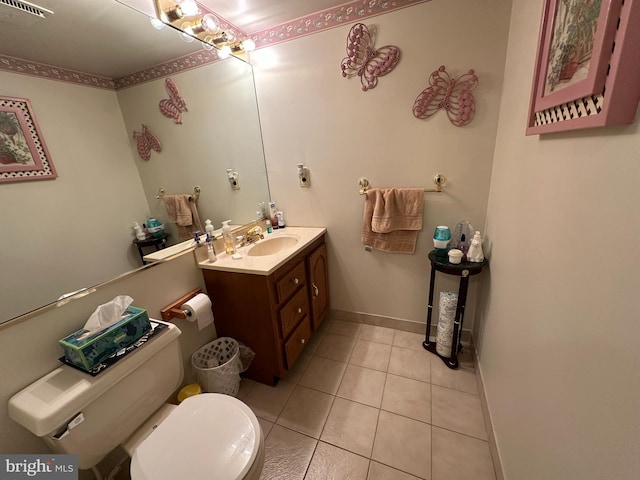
[205,219,214,237]
[221,220,236,255]
[206,233,217,262]
[269,201,279,229]
[266,219,272,234]
[277,211,285,229]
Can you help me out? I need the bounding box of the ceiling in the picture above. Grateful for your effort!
[0,0,349,78]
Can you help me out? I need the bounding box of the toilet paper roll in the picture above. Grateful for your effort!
[181,293,214,331]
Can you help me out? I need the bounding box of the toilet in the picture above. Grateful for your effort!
[8,321,264,480]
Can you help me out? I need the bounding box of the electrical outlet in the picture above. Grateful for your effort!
[299,167,310,187]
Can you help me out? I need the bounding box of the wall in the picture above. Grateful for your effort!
[0,252,213,454]
[0,72,149,321]
[251,0,512,329]
[476,1,640,479]
[116,57,269,240]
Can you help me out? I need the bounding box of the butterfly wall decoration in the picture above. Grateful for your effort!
[159,78,188,124]
[132,124,161,161]
[412,66,479,127]
[340,23,400,92]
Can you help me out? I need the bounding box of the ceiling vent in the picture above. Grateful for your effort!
[0,0,53,27]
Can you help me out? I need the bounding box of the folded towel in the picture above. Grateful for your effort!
[162,194,203,239]
[362,188,424,254]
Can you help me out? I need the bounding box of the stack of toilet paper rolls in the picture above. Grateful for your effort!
[436,291,458,357]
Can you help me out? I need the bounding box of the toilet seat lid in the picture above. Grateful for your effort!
[131,393,260,480]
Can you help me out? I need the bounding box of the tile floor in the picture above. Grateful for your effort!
[237,317,497,480]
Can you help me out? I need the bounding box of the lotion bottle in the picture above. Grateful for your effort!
[221,220,236,255]
[205,219,214,236]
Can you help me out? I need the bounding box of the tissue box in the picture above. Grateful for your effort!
[59,306,151,372]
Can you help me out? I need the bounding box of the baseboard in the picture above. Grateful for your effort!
[474,354,506,480]
[329,308,472,345]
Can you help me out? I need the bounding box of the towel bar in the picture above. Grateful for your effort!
[157,185,201,201]
[358,174,446,195]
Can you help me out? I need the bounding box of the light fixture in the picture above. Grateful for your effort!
[154,0,256,60]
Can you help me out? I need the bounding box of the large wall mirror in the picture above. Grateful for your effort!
[0,0,269,324]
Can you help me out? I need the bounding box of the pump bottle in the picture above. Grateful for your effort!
[221,220,236,255]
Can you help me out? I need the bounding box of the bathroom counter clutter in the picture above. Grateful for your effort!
[423,250,487,369]
[197,226,327,275]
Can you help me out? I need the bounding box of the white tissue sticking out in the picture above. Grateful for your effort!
[79,295,134,339]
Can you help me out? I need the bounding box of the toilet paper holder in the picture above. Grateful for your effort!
[160,288,203,321]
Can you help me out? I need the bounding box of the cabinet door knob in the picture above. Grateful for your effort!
[293,277,299,285]
[297,307,302,314]
[312,283,319,298]
[300,338,306,344]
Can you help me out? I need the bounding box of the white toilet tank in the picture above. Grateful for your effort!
[8,321,183,470]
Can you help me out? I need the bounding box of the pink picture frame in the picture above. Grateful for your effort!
[526,0,640,135]
[0,96,57,183]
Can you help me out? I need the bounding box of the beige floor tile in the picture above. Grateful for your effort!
[431,360,478,395]
[431,385,487,440]
[315,333,357,362]
[381,374,431,424]
[277,385,335,438]
[299,356,347,394]
[258,417,275,439]
[321,397,379,457]
[260,425,317,480]
[431,427,495,480]
[305,442,369,480]
[367,462,422,480]
[337,364,386,408]
[245,380,295,423]
[358,324,395,345]
[237,377,257,401]
[393,330,427,351]
[287,353,312,384]
[349,340,392,372]
[328,320,362,338]
[371,411,431,479]
[387,346,431,383]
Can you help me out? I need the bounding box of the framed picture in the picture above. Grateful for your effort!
[0,96,57,183]
[526,0,640,135]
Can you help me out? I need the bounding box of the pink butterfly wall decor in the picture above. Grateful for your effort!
[340,23,400,92]
[133,124,161,161]
[412,66,479,127]
[159,78,188,124]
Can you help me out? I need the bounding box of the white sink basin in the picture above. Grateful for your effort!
[247,235,300,257]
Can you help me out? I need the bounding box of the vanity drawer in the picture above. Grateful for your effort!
[284,317,311,370]
[279,287,309,339]
[276,260,306,304]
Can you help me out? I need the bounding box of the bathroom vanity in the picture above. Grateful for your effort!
[198,227,329,385]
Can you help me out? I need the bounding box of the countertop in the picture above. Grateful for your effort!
[196,226,326,275]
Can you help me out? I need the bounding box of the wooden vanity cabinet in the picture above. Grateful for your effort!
[201,235,329,385]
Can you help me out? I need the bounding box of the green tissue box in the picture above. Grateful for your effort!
[59,306,151,372]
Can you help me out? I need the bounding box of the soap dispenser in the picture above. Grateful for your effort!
[206,232,217,262]
[205,219,214,236]
[221,220,236,255]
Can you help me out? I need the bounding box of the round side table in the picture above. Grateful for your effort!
[423,250,487,369]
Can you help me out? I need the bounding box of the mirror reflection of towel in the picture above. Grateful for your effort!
[162,194,203,239]
[362,188,424,254]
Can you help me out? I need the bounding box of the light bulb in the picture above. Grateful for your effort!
[176,0,199,17]
[149,17,165,30]
[223,30,236,43]
[242,38,256,52]
[218,45,232,59]
[179,31,195,43]
[201,13,219,33]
